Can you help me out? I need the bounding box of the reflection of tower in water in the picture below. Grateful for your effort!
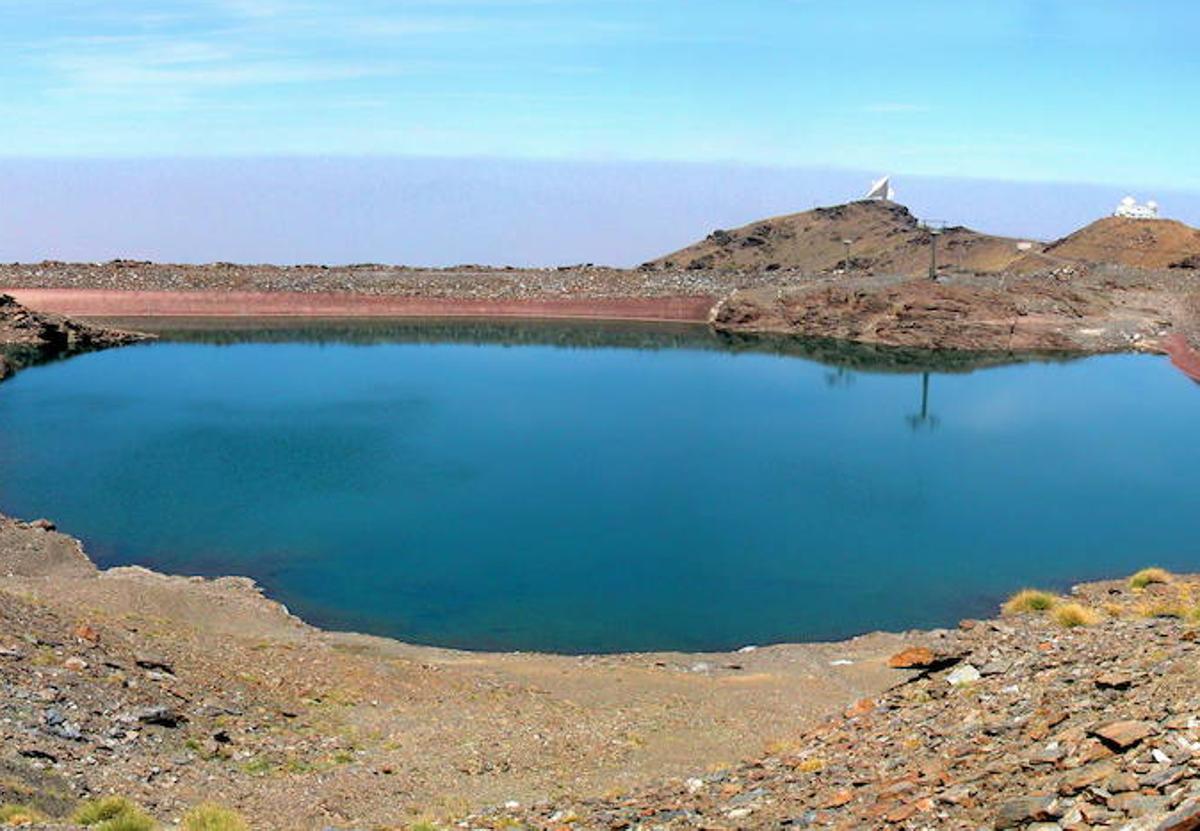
[823,367,855,387]
[906,373,940,432]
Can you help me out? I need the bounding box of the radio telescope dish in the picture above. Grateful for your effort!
[865,176,895,201]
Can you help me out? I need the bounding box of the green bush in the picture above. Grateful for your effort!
[73,797,156,831]
[181,804,249,831]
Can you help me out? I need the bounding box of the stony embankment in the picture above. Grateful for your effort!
[0,294,149,381]
[467,574,1200,831]
[0,262,764,301]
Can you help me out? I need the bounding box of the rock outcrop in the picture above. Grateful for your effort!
[710,272,1199,354]
[0,293,149,381]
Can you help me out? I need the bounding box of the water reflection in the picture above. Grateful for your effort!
[88,316,1083,378]
[906,373,940,432]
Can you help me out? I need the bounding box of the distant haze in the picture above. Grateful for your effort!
[2,158,1199,268]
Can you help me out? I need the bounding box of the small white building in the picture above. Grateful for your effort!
[1113,195,1161,219]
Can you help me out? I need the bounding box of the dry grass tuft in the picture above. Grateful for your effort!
[1130,567,1173,589]
[1053,603,1101,628]
[1138,601,1188,619]
[1002,589,1058,615]
[0,804,47,827]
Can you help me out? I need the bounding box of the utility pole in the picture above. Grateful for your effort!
[921,221,944,281]
[841,238,854,274]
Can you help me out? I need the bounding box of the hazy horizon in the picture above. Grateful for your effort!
[3,157,1199,268]
[4,2,1198,267]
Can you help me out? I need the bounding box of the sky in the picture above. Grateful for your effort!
[1,1,1198,264]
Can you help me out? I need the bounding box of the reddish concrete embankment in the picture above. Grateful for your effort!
[1163,333,1200,383]
[1,289,716,323]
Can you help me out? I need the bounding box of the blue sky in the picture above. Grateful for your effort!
[1,2,1198,264]
[2,1,1198,188]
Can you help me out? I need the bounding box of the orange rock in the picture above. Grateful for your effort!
[74,623,100,645]
[822,788,854,808]
[887,647,935,669]
[844,698,874,718]
[1089,720,1157,751]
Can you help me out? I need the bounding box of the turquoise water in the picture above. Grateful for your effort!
[1,321,1198,653]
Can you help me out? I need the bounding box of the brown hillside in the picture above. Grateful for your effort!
[1043,216,1200,270]
[646,200,1042,276]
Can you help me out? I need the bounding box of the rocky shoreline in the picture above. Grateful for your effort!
[0,513,908,830]
[3,260,1199,357]
[0,294,150,383]
[468,575,1200,831]
[3,513,1200,830]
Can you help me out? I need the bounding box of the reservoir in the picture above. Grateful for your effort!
[1,320,1197,653]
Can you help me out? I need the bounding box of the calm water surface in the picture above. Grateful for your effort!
[1,321,1198,653]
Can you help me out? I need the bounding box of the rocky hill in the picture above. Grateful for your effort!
[645,200,1043,276]
[1043,217,1200,271]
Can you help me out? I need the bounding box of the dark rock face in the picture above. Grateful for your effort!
[0,293,150,381]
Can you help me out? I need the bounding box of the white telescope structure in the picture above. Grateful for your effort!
[865,176,895,201]
[1113,196,1161,219]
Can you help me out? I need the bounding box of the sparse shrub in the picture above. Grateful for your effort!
[410,823,442,831]
[95,815,156,831]
[0,803,46,827]
[73,797,155,830]
[1138,601,1187,619]
[1130,567,1173,589]
[1053,603,1100,628]
[1002,589,1058,615]
[75,797,136,825]
[181,804,249,831]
